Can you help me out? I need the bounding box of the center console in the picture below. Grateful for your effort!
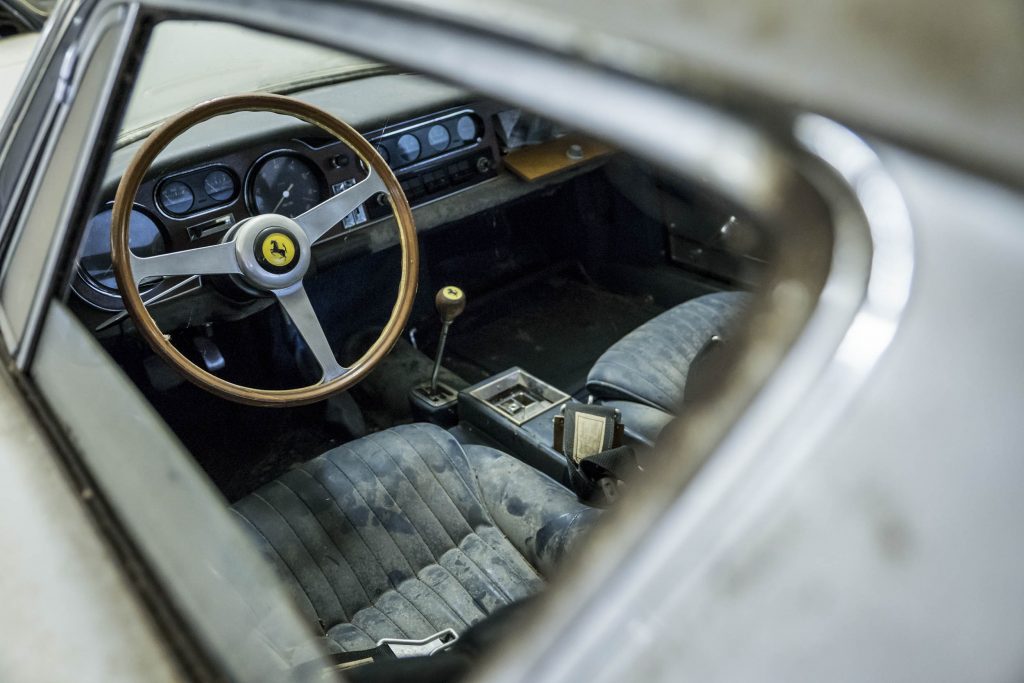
[457,368,573,481]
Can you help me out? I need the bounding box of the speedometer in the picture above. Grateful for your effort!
[249,154,324,218]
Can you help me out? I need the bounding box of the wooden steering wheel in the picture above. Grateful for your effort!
[111,94,418,407]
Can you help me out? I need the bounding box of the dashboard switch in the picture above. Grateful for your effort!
[424,170,450,193]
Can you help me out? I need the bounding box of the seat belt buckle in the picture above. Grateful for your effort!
[377,628,458,658]
[553,403,622,461]
[293,628,459,678]
[554,404,632,505]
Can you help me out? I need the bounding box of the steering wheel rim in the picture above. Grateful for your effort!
[110,93,418,407]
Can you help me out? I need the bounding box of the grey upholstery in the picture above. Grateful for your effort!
[601,400,675,447]
[587,291,749,440]
[231,423,597,654]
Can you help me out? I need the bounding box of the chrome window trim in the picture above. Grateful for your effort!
[0,302,14,344]
[0,31,76,347]
[0,2,136,364]
[0,0,78,250]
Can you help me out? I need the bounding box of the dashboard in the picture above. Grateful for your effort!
[73,99,504,313]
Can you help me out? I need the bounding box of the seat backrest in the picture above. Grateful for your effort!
[586,291,751,413]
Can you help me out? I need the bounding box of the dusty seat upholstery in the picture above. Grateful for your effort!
[586,291,750,442]
[232,423,597,653]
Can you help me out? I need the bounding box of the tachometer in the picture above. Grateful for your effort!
[79,208,165,291]
[249,154,324,218]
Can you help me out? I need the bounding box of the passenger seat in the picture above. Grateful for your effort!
[585,291,750,444]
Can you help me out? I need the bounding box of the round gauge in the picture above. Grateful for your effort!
[158,180,195,215]
[375,144,390,164]
[427,124,451,152]
[396,134,421,164]
[456,115,479,142]
[79,208,165,291]
[250,154,324,218]
[203,169,236,202]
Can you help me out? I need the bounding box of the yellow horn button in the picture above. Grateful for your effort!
[261,232,296,268]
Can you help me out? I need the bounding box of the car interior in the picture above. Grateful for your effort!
[60,19,769,680]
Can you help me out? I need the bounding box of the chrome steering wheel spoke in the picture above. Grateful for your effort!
[273,283,347,383]
[295,166,388,244]
[130,241,240,283]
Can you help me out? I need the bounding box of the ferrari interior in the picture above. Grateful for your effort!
[64,19,766,678]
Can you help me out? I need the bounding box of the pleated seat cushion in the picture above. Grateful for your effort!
[232,423,596,653]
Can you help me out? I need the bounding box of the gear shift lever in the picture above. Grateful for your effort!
[409,286,465,426]
[430,286,466,393]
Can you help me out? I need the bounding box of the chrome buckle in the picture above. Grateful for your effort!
[377,628,458,658]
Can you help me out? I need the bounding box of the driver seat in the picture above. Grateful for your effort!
[231,423,597,653]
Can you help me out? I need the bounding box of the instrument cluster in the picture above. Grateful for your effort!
[72,106,499,312]
[373,113,481,168]
[156,167,239,217]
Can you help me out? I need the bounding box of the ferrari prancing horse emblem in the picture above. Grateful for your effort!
[260,232,296,268]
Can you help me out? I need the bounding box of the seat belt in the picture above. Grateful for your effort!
[293,629,458,679]
[554,403,644,504]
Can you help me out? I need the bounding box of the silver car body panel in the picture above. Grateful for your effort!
[0,0,1019,681]
[375,0,1024,185]
[33,301,328,682]
[0,357,180,682]
[487,146,1024,683]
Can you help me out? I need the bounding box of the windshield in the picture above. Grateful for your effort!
[120,21,385,141]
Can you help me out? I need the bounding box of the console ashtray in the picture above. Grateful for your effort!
[466,368,570,425]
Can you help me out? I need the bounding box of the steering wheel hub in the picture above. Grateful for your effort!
[230,213,311,290]
[255,229,300,274]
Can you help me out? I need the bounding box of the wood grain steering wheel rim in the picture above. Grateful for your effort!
[111,93,418,407]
